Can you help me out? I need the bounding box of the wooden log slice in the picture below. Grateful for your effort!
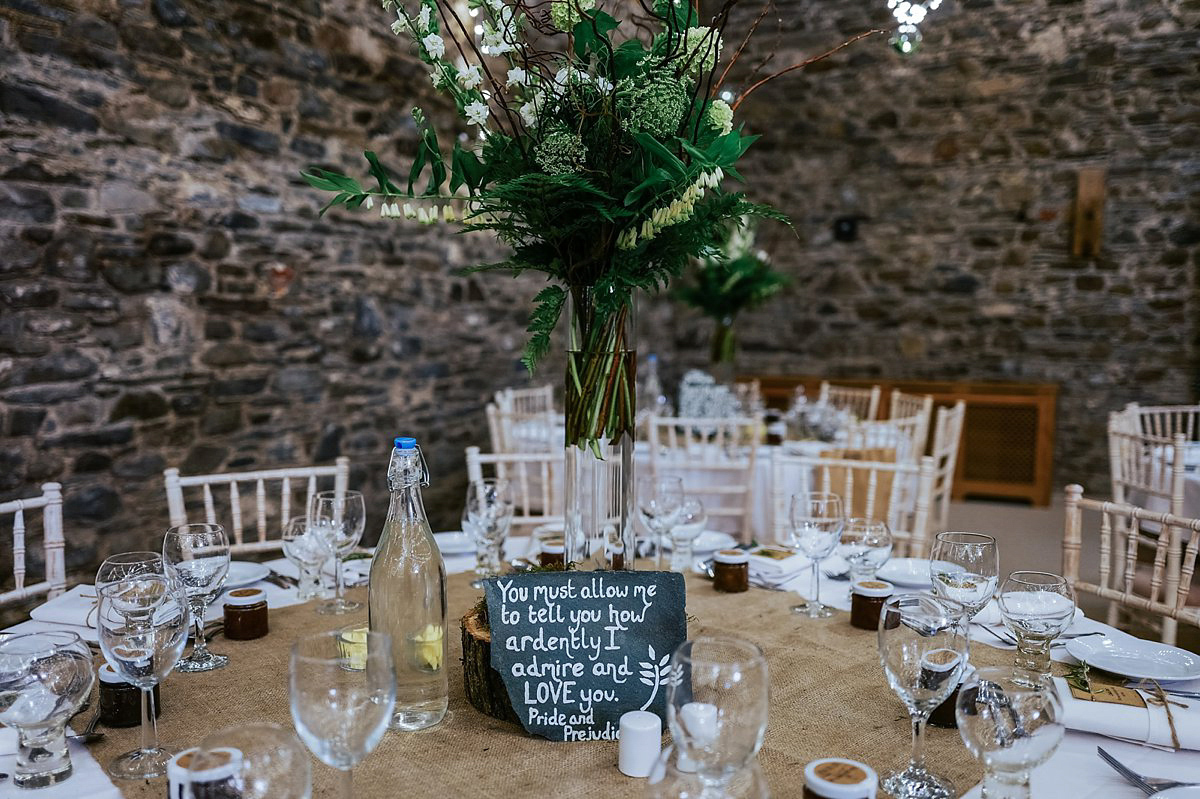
[461,603,520,724]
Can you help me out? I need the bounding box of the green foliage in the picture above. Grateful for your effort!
[675,218,789,320]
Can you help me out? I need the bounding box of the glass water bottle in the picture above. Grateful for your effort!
[368,436,448,730]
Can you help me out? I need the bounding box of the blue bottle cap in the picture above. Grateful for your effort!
[394,436,417,450]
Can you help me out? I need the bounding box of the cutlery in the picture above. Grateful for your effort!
[69,703,105,745]
[266,570,298,589]
[204,623,224,643]
[822,568,851,581]
[1125,683,1200,700]
[1097,746,1196,794]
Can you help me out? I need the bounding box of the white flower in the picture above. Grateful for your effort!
[706,98,733,136]
[364,196,374,209]
[486,0,504,10]
[390,13,408,35]
[417,4,431,31]
[442,205,457,222]
[458,64,483,90]
[506,67,527,87]
[481,26,514,54]
[430,69,443,89]
[403,203,416,219]
[464,100,490,127]
[422,33,445,59]
[595,76,613,93]
[519,100,539,127]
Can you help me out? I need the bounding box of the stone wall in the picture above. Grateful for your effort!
[0,0,1197,592]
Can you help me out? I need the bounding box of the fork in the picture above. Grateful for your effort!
[1097,746,1195,795]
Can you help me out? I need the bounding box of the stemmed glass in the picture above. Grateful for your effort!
[187,722,313,799]
[930,532,999,657]
[878,592,969,799]
[465,478,514,588]
[163,522,231,672]
[956,667,1065,799]
[838,517,893,584]
[997,571,1076,685]
[638,476,685,569]
[290,630,396,799]
[646,747,770,799]
[669,497,707,573]
[787,492,844,618]
[96,574,190,779]
[666,636,769,797]
[96,551,164,588]
[283,515,334,601]
[310,490,367,615]
[0,631,94,788]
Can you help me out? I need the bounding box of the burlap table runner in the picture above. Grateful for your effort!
[89,573,1036,799]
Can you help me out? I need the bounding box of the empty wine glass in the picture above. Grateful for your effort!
[465,478,513,587]
[997,571,1076,685]
[290,630,396,799]
[96,574,190,779]
[187,722,313,799]
[667,636,769,794]
[638,476,685,569]
[787,492,844,618]
[283,515,334,601]
[669,498,707,573]
[0,631,94,788]
[645,746,770,799]
[96,551,164,588]
[878,592,969,799]
[930,532,999,656]
[956,667,1065,799]
[163,522,231,672]
[838,517,893,583]
[310,490,367,615]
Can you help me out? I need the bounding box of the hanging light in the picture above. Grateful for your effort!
[886,0,944,55]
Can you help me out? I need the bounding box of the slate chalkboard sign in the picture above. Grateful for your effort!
[483,571,687,742]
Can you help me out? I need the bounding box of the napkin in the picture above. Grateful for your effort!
[746,545,808,577]
[29,584,99,629]
[974,599,1085,627]
[0,728,123,798]
[1054,677,1200,751]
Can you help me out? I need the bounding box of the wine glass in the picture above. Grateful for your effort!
[163,522,231,672]
[187,722,313,799]
[878,592,969,799]
[997,571,1076,685]
[669,497,707,573]
[283,515,334,601]
[787,492,844,618]
[465,478,513,587]
[96,574,190,779]
[290,630,396,799]
[666,636,769,794]
[96,551,164,588]
[645,747,770,799]
[310,490,367,615]
[930,532,999,657]
[838,517,893,584]
[638,476,685,569]
[0,631,94,788]
[956,667,1065,799]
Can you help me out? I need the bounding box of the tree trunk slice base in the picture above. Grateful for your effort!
[461,605,521,725]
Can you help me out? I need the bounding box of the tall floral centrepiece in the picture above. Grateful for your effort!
[301,0,879,567]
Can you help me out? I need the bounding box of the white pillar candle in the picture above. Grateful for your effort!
[618,710,662,778]
[674,701,718,773]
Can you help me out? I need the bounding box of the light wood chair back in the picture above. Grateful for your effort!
[889,391,934,453]
[818,381,882,421]
[465,446,564,531]
[163,458,350,555]
[495,385,555,415]
[844,416,925,463]
[930,401,966,534]
[1122,402,1200,442]
[1,482,66,607]
[645,415,760,542]
[771,450,936,556]
[490,386,560,454]
[1063,484,1200,635]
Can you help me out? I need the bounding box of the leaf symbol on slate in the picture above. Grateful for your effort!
[666,663,685,689]
[639,643,667,710]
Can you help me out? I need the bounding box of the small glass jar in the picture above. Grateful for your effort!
[167,746,243,799]
[849,579,894,631]
[802,758,878,799]
[606,543,626,572]
[928,683,962,729]
[712,549,749,593]
[539,541,565,568]
[98,663,160,728]
[223,587,268,640]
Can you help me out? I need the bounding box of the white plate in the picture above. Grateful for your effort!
[434,531,475,555]
[665,531,739,553]
[1152,788,1200,798]
[1065,636,1200,681]
[226,561,270,588]
[877,558,934,588]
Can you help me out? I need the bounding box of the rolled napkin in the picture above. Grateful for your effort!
[746,545,809,577]
[974,598,1085,628]
[1053,676,1200,751]
[29,583,100,629]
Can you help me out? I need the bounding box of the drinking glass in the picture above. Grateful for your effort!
[878,592,969,799]
[283,515,334,601]
[638,476,685,569]
[997,571,1076,685]
[96,551,164,588]
[669,498,707,573]
[838,517,893,583]
[96,575,190,779]
[666,636,769,795]
[187,722,313,799]
[0,631,94,788]
[465,478,513,587]
[163,522,231,672]
[290,630,396,799]
[787,492,844,618]
[310,490,367,615]
[930,531,999,657]
[646,747,770,799]
[956,667,1065,799]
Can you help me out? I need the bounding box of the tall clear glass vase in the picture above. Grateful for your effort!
[564,287,636,571]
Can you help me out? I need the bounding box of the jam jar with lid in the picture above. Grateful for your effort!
[98,663,160,728]
[538,541,565,568]
[850,579,894,631]
[803,758,878,799]
[712,549,749,593]
[222,587,268,640]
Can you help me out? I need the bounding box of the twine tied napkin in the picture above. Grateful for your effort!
[1055,677,1200,750]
